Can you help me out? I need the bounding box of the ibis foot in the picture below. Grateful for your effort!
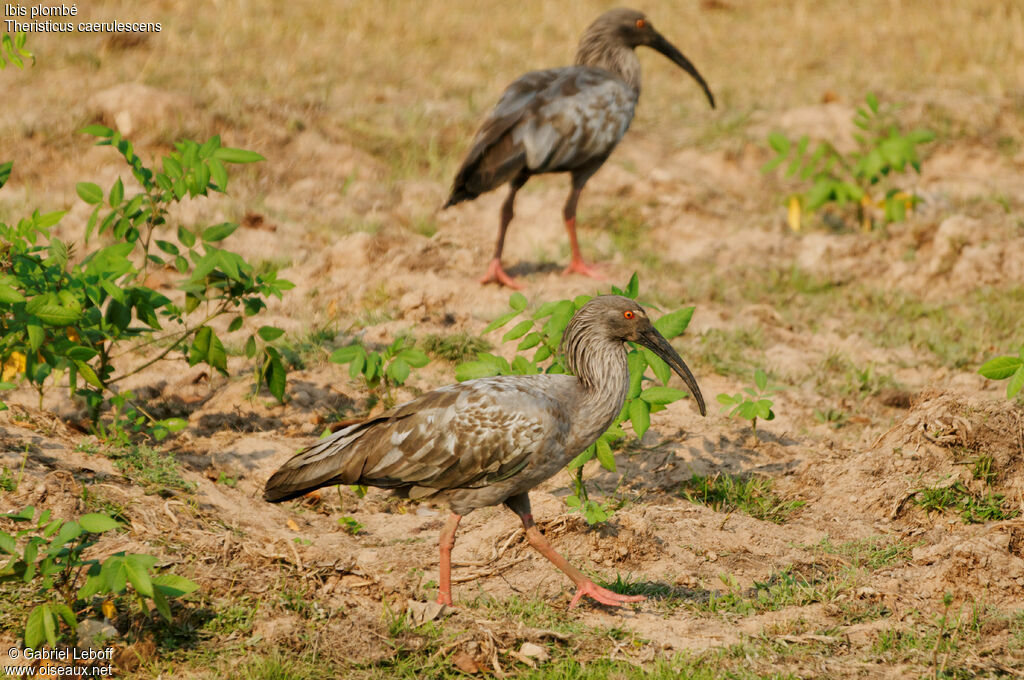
[479,258,523,289]
[562,258,605,279]
[568,580,646,609]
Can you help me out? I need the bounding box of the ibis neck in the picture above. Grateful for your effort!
[574,37,642,94]
[561,320,630,447]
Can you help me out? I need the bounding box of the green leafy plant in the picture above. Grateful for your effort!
[978,345,1024,399]
[0,129,293,418]
[0,31,32,69]
[763,93,934,231]
[329,336,429,405]
[0,506,198,649]
[455,274,700,523]
[717,368,780,436]
[337,516,364,535]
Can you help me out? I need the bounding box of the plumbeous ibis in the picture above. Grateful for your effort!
[443,8,715,288]
[264,296,706,608]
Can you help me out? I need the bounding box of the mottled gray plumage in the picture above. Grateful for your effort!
[264,296,706,608]
[443,8,715,287]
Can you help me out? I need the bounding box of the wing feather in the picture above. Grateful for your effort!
[444,67,636,206]
[263,377,570,503]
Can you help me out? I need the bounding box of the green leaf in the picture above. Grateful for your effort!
[33,304,81,326]
[1007,366,1024,399]
[0,283,25,303]
[641,347,671,387]
[52,603,77,633]
[177,225,197,248]
[152,587,172,621]
[595,437,615,471]
[628,398,650,439]
[517,332,541,351]
[626,350,647,399]
[329,345,364,365]
[109,177,124,208]
[503,319,533,342]
[388,357,410,384]
[483,310,520,334]
[79,513,121,534]
[257,326,285,342]
[227,316,244,333]
[201,222,239,242]
[79,124,114,137]
[455,359,501,381]
[25,604,49,649]
[26,323,44,352]
[73,360,104,389]
[152,572,199,598]
[0,161,10,189]
[653,307,695,339]
[509,292,528,311]
[0,532,16,555]
[265,351,287,402]
[979,355,1022,380]
[48,521,82,553]
[397,348,430,367]
[208,157,228,191]
[754,368,768,391]
[640,386,690,405]
[213,147,265,164]
[124,554,154,597]
[156,239,180,256]
[76,182,104,204]
[767,132,791,154]
[866,92,879,113]
[244,335,257,359]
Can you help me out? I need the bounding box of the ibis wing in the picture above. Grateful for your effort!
[446,67,635,203]
[263,379,567,502]
[446,68,564,203]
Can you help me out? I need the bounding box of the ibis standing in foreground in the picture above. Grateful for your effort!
[264,296,706,608]
[443,8,716,288]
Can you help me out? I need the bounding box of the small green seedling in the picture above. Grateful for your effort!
[329,336,429,406]
[0,506,198,649]
[978,345,1024,400]
[337,516,364,535]
[717,368,780,436]
[763,93,934,232]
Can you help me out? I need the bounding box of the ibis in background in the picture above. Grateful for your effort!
[264,295,706,608]
[444,8,715,288]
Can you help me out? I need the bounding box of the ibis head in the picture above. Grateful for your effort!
[562,295,706,416]
[575,8,715,108]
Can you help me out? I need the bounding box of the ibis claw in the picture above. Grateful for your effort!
[568,579,646,609]
[479,258,524,289]
[562,258,606,280]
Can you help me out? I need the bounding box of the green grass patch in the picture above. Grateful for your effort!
[913,480,1019,523]
[680,473,805,524]
[421,331,491,363]
[111,444,195,496]
[810,535,919,570]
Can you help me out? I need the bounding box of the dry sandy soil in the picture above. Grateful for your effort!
[2,1,1024,678]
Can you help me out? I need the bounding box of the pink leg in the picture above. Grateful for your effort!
[480,258,524,289]
[481,176,527,289]
[437,512,462,606]
[562,217,605,279]
[520,513,644,609]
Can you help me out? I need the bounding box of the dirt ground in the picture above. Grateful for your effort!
[2,1,1024,678]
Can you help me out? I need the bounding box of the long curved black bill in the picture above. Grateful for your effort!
[637,327,707,416]
[651,32,716,109]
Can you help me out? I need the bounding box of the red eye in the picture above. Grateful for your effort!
[624,310,635,319]
[635,18,646,29]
